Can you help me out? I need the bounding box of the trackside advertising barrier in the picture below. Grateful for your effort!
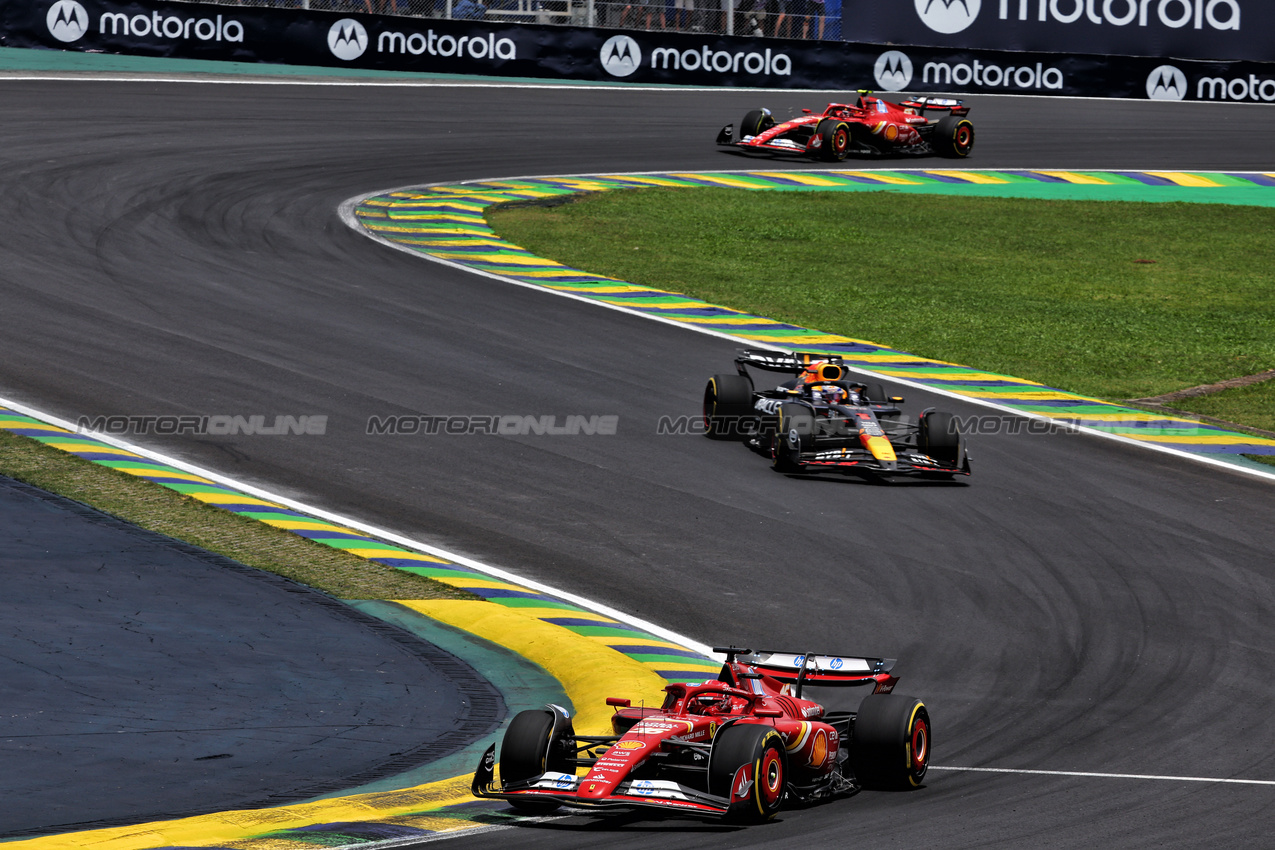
[2,1,1273,101]
[846,0,1268,62]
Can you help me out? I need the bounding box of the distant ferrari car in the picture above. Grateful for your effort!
[472,646,930,822]
[715,91,974,161]
[703,349,971,479]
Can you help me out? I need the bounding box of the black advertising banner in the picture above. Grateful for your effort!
[2,0,1274,102]
[841,0,1270,63]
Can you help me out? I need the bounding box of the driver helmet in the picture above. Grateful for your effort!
[689,682,734,715]
[816,385,847,405]
[693,693,731,715]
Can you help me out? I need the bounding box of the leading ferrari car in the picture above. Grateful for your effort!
[472,647,930,822]
[715,91,974,161]
[703,349,971,479]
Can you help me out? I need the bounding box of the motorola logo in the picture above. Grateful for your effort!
[1146,65,1187,101]
[600,35,641,77]
[328,19,368,61]
[915,0,980,34]
[46,0,89,43]
[874,50,913,91]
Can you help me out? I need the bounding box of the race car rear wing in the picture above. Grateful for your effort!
[718,646,898,697]
[735,348,845,375]
[902,96,970,116]
[737,650,895,682]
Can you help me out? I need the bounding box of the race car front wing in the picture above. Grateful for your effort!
[795,446,971,476]
[471,745,735,817]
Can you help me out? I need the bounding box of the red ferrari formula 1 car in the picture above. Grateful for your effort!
[472,647,930,822]
[715,91,974,161]
[704,349,971,479]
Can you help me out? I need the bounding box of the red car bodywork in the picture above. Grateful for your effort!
[473,648,930,820]
[716,93,974,161]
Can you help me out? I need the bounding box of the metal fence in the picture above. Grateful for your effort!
[173,0,841,40]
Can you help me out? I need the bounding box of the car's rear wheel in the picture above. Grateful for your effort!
[816,119,852,162]
[773,402,815,472]
[740,108,774,138]
[934,115,975,158]
[500,708,574,812]
[850,695,930,790]
[704,373,755,440]
[708,724,788,822]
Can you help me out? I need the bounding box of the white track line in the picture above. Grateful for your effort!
[339,171,1275,485]
[4,71,1275,108]
[0,392,716,659]
[931,765,1275,786]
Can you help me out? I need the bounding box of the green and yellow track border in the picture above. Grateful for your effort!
[351,168,1275,461]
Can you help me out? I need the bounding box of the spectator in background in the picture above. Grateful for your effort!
[623,0,664,29]
[804,0,824,38]
[744,0,767,36]
[823,0,841,39]
[672,0,693,31]
[772,0,788,37]
[453,0,487,17]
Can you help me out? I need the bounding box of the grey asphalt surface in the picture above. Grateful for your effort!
[0,76,1273,846]
[0,474,503,837]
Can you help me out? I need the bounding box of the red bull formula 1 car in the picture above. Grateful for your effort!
[472,647,930,821]
[703,349,970,479]
[715,92,974,161]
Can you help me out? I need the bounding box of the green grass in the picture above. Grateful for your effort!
[0,429,473,601]
[490,189,1275,402]
[1173,380,1275,433]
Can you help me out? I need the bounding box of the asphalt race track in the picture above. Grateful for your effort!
[0,473,502,837]
[2,76,1274,847]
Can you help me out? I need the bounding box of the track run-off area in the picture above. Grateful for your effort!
[1,60,1274,848]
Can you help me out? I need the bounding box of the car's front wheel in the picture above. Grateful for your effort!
[919,411,963,463]
[773,402,815,472]
[704,373,755,440]
[816,119,851,162]
[708,723,788,822]
[500,708,575,812]
[861,382,888,405]
[740,108,775,138]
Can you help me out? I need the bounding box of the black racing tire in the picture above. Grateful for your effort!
[500,708,574,812]
[919,411,963,466]
[704,373,755,440]
[740,108,775,138]
[850,695,931,791]
[861,382,888,405]
[934,115,975,158]
[708,723,788,822]
[773,402,815,473]
[816,119,852,162]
